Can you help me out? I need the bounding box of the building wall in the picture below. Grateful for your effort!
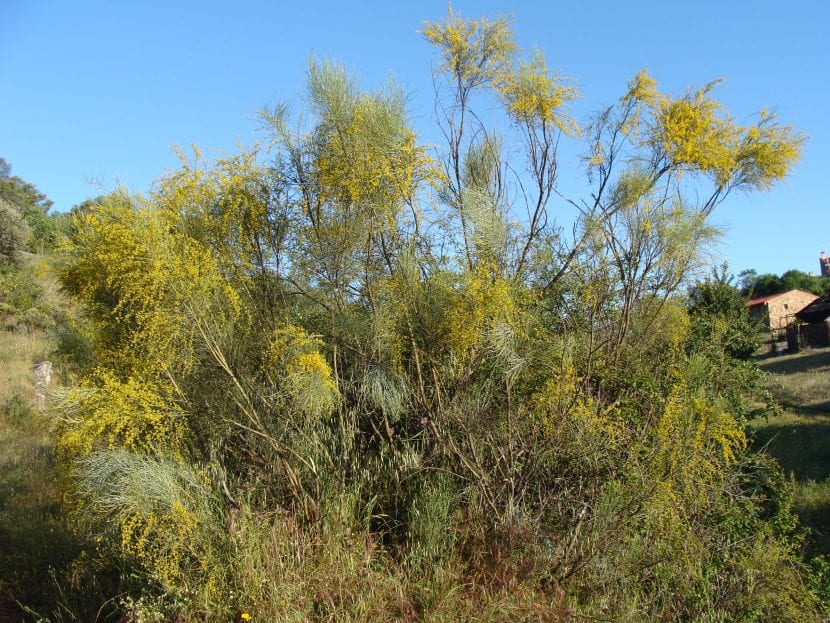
[748,305,770,329]
[766,291,819,331]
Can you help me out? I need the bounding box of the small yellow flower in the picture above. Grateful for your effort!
[241,614,251,622]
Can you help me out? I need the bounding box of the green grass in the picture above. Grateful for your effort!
[751,346,830,557]
[0,321,70,617]
[0,256,117,621]
[758,347,830,411]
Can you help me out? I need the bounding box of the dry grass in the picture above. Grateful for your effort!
[796,480,830,555]
[0,327,64,610]
[0,331,48,393]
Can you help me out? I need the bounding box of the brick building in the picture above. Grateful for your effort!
[746,289,819,337]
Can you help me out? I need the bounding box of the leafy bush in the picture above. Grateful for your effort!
[688,265,761,360]
[49,312,95,378]
[0,263,43,312]
[0,197,29,265]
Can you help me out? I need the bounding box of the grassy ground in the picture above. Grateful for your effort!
[0,329,75,619]
[0,256,115,621]
[751,347,830,556]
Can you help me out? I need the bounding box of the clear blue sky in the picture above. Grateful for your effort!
[2,0,827,276]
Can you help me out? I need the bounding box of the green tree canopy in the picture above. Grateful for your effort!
[0,196,29,264]
[0,157,66,251]
[689,265,761,360]
[740,267,830,297]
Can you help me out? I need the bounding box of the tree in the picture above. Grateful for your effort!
[0,157,60,251]
[688,265,760,360]
[0,196,29,264]
[781,268,830,295]
[741,267,830,297]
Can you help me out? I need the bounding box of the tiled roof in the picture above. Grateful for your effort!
[747,294,780,306]
[746,289,817,307]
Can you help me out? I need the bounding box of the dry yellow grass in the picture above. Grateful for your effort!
[0,331,48,398]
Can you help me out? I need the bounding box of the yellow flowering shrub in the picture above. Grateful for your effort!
[444,265,520,365]
[313,96,422,216]
[272,60,434,301]
[498,49,579,136]
[422,8,515,88]
[121,511,188,589]
[56,371,189,464]
[733,109,805,190]
[60,193,241,378]
[157,148,271,280]
[532,365,621,449]
[653,382,746,508]
[119,498,220,597]
[622,70,804,188]
[47,11,817,620]
[265,325,339,419]
[624,297,692,361]
[76,450,221,599]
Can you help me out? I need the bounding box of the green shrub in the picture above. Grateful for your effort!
[19,306,50,331]
[0,197,29,265]
[0,264,43,311]
[50,312,95,377]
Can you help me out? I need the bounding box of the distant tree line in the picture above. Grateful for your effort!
[739,267,830,298]
[0,157,70,262]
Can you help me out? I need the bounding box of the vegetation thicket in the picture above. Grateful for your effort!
[0,157,70,255]
[42,9,824,621]
[0,196,30,265]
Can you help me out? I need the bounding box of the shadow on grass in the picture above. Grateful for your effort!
[808,400,830,413]
[794,482,830,557]
[0,431,122,621]
[0,455,83,620]
[758,350,830,375]
[750,415,830,556]
[751,417,830,482]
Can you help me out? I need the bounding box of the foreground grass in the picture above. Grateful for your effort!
[760,347,830,411]
[0,327,76,618]
[751,347,830,557]
[0,257,116,621]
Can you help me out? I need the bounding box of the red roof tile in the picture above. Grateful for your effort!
[747,294,779,306]
[746,289,818,307]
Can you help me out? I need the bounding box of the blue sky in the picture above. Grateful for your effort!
[2,0,827,275]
